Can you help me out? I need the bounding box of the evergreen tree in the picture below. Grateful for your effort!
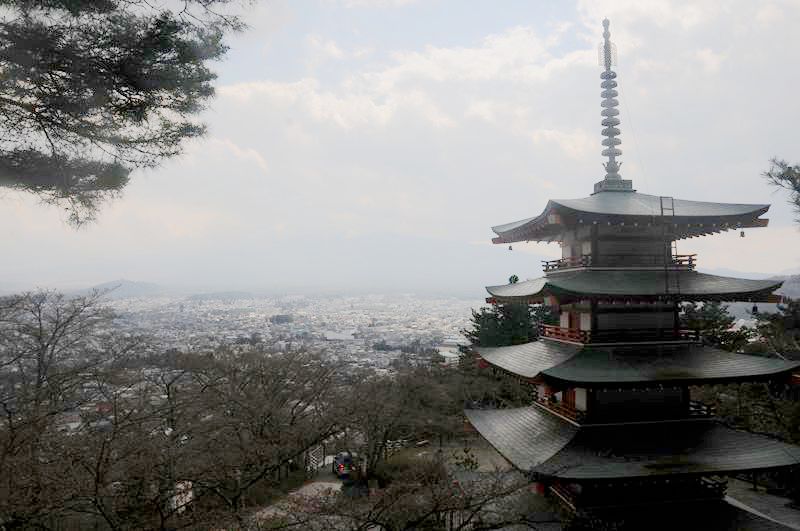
[754,298,800,356]
[462,273,558,348]
[764,158,800,223]
[462,306,502,347]
[497,302,537,345]
[0,0,243,223]
[680,301,753,351]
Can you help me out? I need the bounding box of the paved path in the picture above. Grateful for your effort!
[726,478,800,530]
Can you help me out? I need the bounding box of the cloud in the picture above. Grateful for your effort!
[5,1,800,292]
[307,34,345,60]
[576,0,722,32]
[219,78,454,129]
[695,48,725,73]
[202,138,270,174]
[362,27,593,92]
[530,129,595,160]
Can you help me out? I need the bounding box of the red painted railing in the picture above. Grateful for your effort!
[590,328,700,343]
[541,253,698,272]
[532,388,586,423]
[540,324,590,343]
[540,325,699,344]
[542,255,591,271]
[689,400,717,418]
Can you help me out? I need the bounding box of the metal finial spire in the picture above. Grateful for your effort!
[594,19,633,193]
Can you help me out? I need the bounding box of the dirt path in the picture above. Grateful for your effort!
[253,478,342,522]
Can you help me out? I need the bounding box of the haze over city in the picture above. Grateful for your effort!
[4,0,800,296]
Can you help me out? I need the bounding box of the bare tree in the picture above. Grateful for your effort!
[278,455,560,531]
[0,290,141,528]
[175,349,344,526]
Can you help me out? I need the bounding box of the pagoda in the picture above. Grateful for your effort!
[466,19,800,530]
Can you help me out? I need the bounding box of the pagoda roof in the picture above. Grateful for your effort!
[579,500,797,531]
[465,407,800,480]
[476,340,581,379]
[486,270,782,302]
[492,192,769,244]
[477,340,800,386]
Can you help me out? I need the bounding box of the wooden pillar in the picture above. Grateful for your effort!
[590,299,598,334]
[673,300,680,335]
[682,386,690,415]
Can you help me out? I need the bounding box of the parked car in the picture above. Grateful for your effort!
[333,451,355,479]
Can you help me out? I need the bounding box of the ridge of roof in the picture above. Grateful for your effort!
[476,340,800,385]
[486,270,783,301]
[491,192,771,243]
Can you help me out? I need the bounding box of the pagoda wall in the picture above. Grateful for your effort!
[596,239,665,261]
[559,311,593,331]
[591,387,685,422]
[559,225,673,265]
[561,240,592,259]
[596,311,673,330]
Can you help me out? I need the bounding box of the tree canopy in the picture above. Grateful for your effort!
[462,301,557,348]
[764,157,800,224]
[680,301,753,352]
[0,0,242,224]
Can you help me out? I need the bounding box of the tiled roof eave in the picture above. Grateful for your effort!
[486,271,783,302]
[466,407,800,481]
[477,341,800,386]
[491,195,771,244]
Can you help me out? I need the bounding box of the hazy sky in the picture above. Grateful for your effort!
[4,0,800,296]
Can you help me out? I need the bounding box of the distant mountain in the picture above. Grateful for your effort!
[696,267,800,299]
[76,279,163,299]
[696,267,777,280]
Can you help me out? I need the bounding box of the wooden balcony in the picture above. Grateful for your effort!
[550,476,727,514]
[541,254,697,272]
[532,388,586,423]
[589,327,700,344]
[542,255,591,271]
[540,324,699,344]
[688,400,717,418]
[540,324,590,343]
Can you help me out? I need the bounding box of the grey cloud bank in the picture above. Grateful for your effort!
[3,0,799,294]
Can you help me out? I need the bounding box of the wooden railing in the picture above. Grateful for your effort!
[689,400,717,418]
[542,255,591,271]
[541,254,697,272]
[589,328,700,343]
[550,477,727,513]
[540,324,590,343]
[673,254,698,268]
[549,482,578,510]
[540,325,699,344]
[532,388,586,423]
[699,476,728,497]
